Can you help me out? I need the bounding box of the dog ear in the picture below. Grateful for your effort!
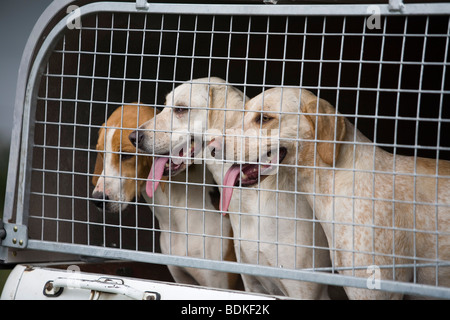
[208,87,217,123]
[302,98,346,166]
[207,85,246,132]
[92,126,105,186]
[92,151,103,186]
[207,86,223,132]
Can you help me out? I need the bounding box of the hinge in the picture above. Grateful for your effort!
[0,223,28,249]
[136,0,149,11]
[389,0,405,12]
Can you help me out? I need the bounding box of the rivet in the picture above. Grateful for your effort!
[13,226,18,232]
[45,281,54,292]
[12,238,17,244]
[19,240,23,246]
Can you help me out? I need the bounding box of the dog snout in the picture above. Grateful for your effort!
[129,130,144,148]
[91,191,109,209]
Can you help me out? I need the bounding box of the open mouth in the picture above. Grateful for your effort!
[146,138,199,198]
[220,147,287,213]
[165,138,200,175]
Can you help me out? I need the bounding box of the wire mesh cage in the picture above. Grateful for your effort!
[2,0,450,299]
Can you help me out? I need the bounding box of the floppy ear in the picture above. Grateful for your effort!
[92,126,105,186]
[92,152,103,186]
[209,86,214,109]
[207,87,215,121]
[207,87,223,132]
[207,85,245,132]
[302,98,346,166]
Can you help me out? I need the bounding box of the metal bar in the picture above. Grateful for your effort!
[26,240,450,299]
[86,13,99,247]
[434,16,450,287]
[80,2,450,16]
[3,0,75,223]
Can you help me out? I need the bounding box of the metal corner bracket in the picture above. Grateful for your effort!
[136,0,149,11]
[389,0,405,11]
[0,223,28,249]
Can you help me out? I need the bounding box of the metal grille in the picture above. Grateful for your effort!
[2,1,450,299]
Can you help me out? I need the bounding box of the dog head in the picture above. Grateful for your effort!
[131,77,247,198]
[232,87,346,166]
[219,87,346,211]
[91,104,157,213]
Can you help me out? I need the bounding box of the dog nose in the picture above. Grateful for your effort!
[91,191,109,209]
[208,137,225,159]
[129,130,144,148]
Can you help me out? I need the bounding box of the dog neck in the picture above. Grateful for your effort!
[296,120,369,219]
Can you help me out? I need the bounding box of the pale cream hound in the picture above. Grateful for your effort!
[92,103,240,289]
[137,77,331,299]
[213,96,331,300]
[130,79,243,290]
[227,87,450,299]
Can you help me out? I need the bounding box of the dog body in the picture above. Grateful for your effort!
[134,78,241,289]
[141,164,238,288]
[221,172,331,299]
[93,104,238,289]
[218,93,331,299]
[243,87,450,299]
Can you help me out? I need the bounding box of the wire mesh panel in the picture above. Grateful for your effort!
[3,1,450,299]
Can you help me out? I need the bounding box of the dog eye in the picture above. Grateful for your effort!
[174,106,188,114]
[255,114,272,124]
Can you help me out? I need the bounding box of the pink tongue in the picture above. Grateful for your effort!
[220,166,241,214]
[146,157,169,198]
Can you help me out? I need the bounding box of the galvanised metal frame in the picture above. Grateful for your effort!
[2,0,450,298]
